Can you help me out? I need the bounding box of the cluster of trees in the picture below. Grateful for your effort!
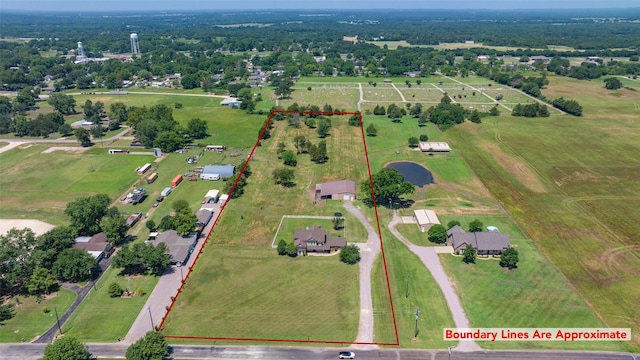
[511,102,550,118]
[277,239,297,257]
[41,331,169,360]
[223,160,252,199]
[551,97,583,116]
[112,242,170,276]
[157,200,198,236]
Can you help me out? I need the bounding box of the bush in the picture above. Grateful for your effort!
[108,282,123,298]
[419,134,428,142]
[340,245,360,265]
[42,306,50,314]
[136,287,146,296]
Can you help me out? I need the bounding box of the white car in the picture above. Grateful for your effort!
[338,351,355,359]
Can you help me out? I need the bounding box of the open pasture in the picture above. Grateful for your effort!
[0,144,155,224]
[361,85,403,102]
[279,87,360,111]
[397,86,446,103]
[161,246,360,342]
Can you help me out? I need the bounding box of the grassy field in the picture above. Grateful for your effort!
[62,267,160,342]
[0,144,155,224]
[445,74,640,350]
[279,86,360,111]
[162,246,359,342]
[362,85,403,102]
[0,289,76,342]
[162,114,370,341]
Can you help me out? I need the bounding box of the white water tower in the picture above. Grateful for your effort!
[130,33,140,54]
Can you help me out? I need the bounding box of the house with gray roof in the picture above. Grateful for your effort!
[315,180,356,201]
[153,230,198,267]
[447,227,510,255]
[73,232,113,261]
[294,226,346,256]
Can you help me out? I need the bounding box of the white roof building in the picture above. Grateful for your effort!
[419,142,451,152]
[413,209,441,232]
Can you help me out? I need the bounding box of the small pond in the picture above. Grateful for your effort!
[384,161,434,187]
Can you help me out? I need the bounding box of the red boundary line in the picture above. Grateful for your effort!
[158,110,400,346]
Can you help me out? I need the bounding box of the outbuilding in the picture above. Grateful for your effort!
[220,98,243,107]
[315,180,356,201]
[200,165,235,180]
[418,142,451,152]
[413,209,441,232]
[161,187,172,197]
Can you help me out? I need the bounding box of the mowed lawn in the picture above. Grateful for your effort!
[162,115,369,341]
[446,74,640,350]
[161,246,359,342]
[0,289,76,342]
[62,267,160,342]
[0,144,155,224]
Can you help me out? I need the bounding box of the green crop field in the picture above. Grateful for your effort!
[62,267,160,342]
[445,74,640,350]
[0,289,76,342]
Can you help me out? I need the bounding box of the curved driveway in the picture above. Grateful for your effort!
[388,214,481,352]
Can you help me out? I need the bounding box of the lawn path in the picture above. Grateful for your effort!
[437,74,526,113]
[358,83,364,112]
[391,83,407,102]
[431,83,457,103]
[387,213,481,352]
[343,201,379,346]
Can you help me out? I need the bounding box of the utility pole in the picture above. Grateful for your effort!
[180,267,184,283]
[148,307,154,331]
[405,273,410,299]
[54,307,63,335]
[414,307,420,338]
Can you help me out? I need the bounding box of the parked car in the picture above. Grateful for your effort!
[152,202,160,208]
[339,351,355,359]
[156,196,164,202]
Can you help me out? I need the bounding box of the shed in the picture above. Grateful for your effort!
[418,142,451,152]
[220,98,243,107]
[201,165,235,180]
[413,209,441,232]
[219,194,229,204]
[204,189,220,202]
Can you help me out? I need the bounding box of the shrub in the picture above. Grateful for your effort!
[108,282,124,298]
[340,245,361,265]
[42,306,51,314]
[136,287,146,296]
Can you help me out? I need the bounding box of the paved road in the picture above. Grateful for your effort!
[343,202,381,345]
[388,214,480,352]
[123,206,221,343]
[34,257,112,343]
[0,127,131,151]
[1,343,636,360]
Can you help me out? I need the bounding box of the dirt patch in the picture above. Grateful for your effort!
[0,219,55,236]
[480,140,547,193]
[41,146,90,154]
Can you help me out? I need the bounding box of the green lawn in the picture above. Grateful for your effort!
[62,267,160,342]
[445,74,640,351]
[0,289,76,343]
[281,87,360,111]
[440,239,624,351]
[275,216,367,245]
[0,144,155,224]
[161,246,359,342]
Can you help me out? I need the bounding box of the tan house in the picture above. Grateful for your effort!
[315,180,356,201]
[294,226,346,256]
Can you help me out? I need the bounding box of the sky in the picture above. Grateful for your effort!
[1,0,639,11]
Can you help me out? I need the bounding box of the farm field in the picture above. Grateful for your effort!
[162,114,373,341]
[446,74,640,350]
[0,289,76,342]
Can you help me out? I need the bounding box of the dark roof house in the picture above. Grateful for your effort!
[315,180,356,201]
[448,228,510,255]
[153,230,198,266]
[196,209,213,228]
[294,226,346,255]
[73,232,113,261]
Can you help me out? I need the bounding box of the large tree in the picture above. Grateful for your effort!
[500,248,520,269]
[468,219,484,233]
[52,248,96,282]
[0,228,37,295]
[427,224,447,244]
[174,209,197,236]
[43,336,92,360]
[272,167,295,187]
[34,225,76,269]
[339,245,360,265]
[64,194,111,235]
[113,242,169,276]
[362,168,414,207]
[126,331,170,360]
[47,93,76,115]
[366,123,377,137]
[100,215,129,245]
[74,128,92,147]
[604,77,622,90]
[154,131,184,153]
[27,267,58,296]
[462,245,477,264]
[186,118,208,139]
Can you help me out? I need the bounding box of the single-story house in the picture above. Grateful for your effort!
[413,209,441,232]
[196,209,214,228]
[447,225,510,255]
[220,98,242,107]
[70,119,95,130]
[294,226,346,255]
[153,230,198,267]
[200,165,235,180]
[315,180,356,201]
[73,232,113,261]
[418,142,451,152]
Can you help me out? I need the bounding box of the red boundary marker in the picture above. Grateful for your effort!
[159,110,400,346]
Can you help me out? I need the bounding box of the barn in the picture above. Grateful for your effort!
[200,165,235,180]
[315,180,356,201]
